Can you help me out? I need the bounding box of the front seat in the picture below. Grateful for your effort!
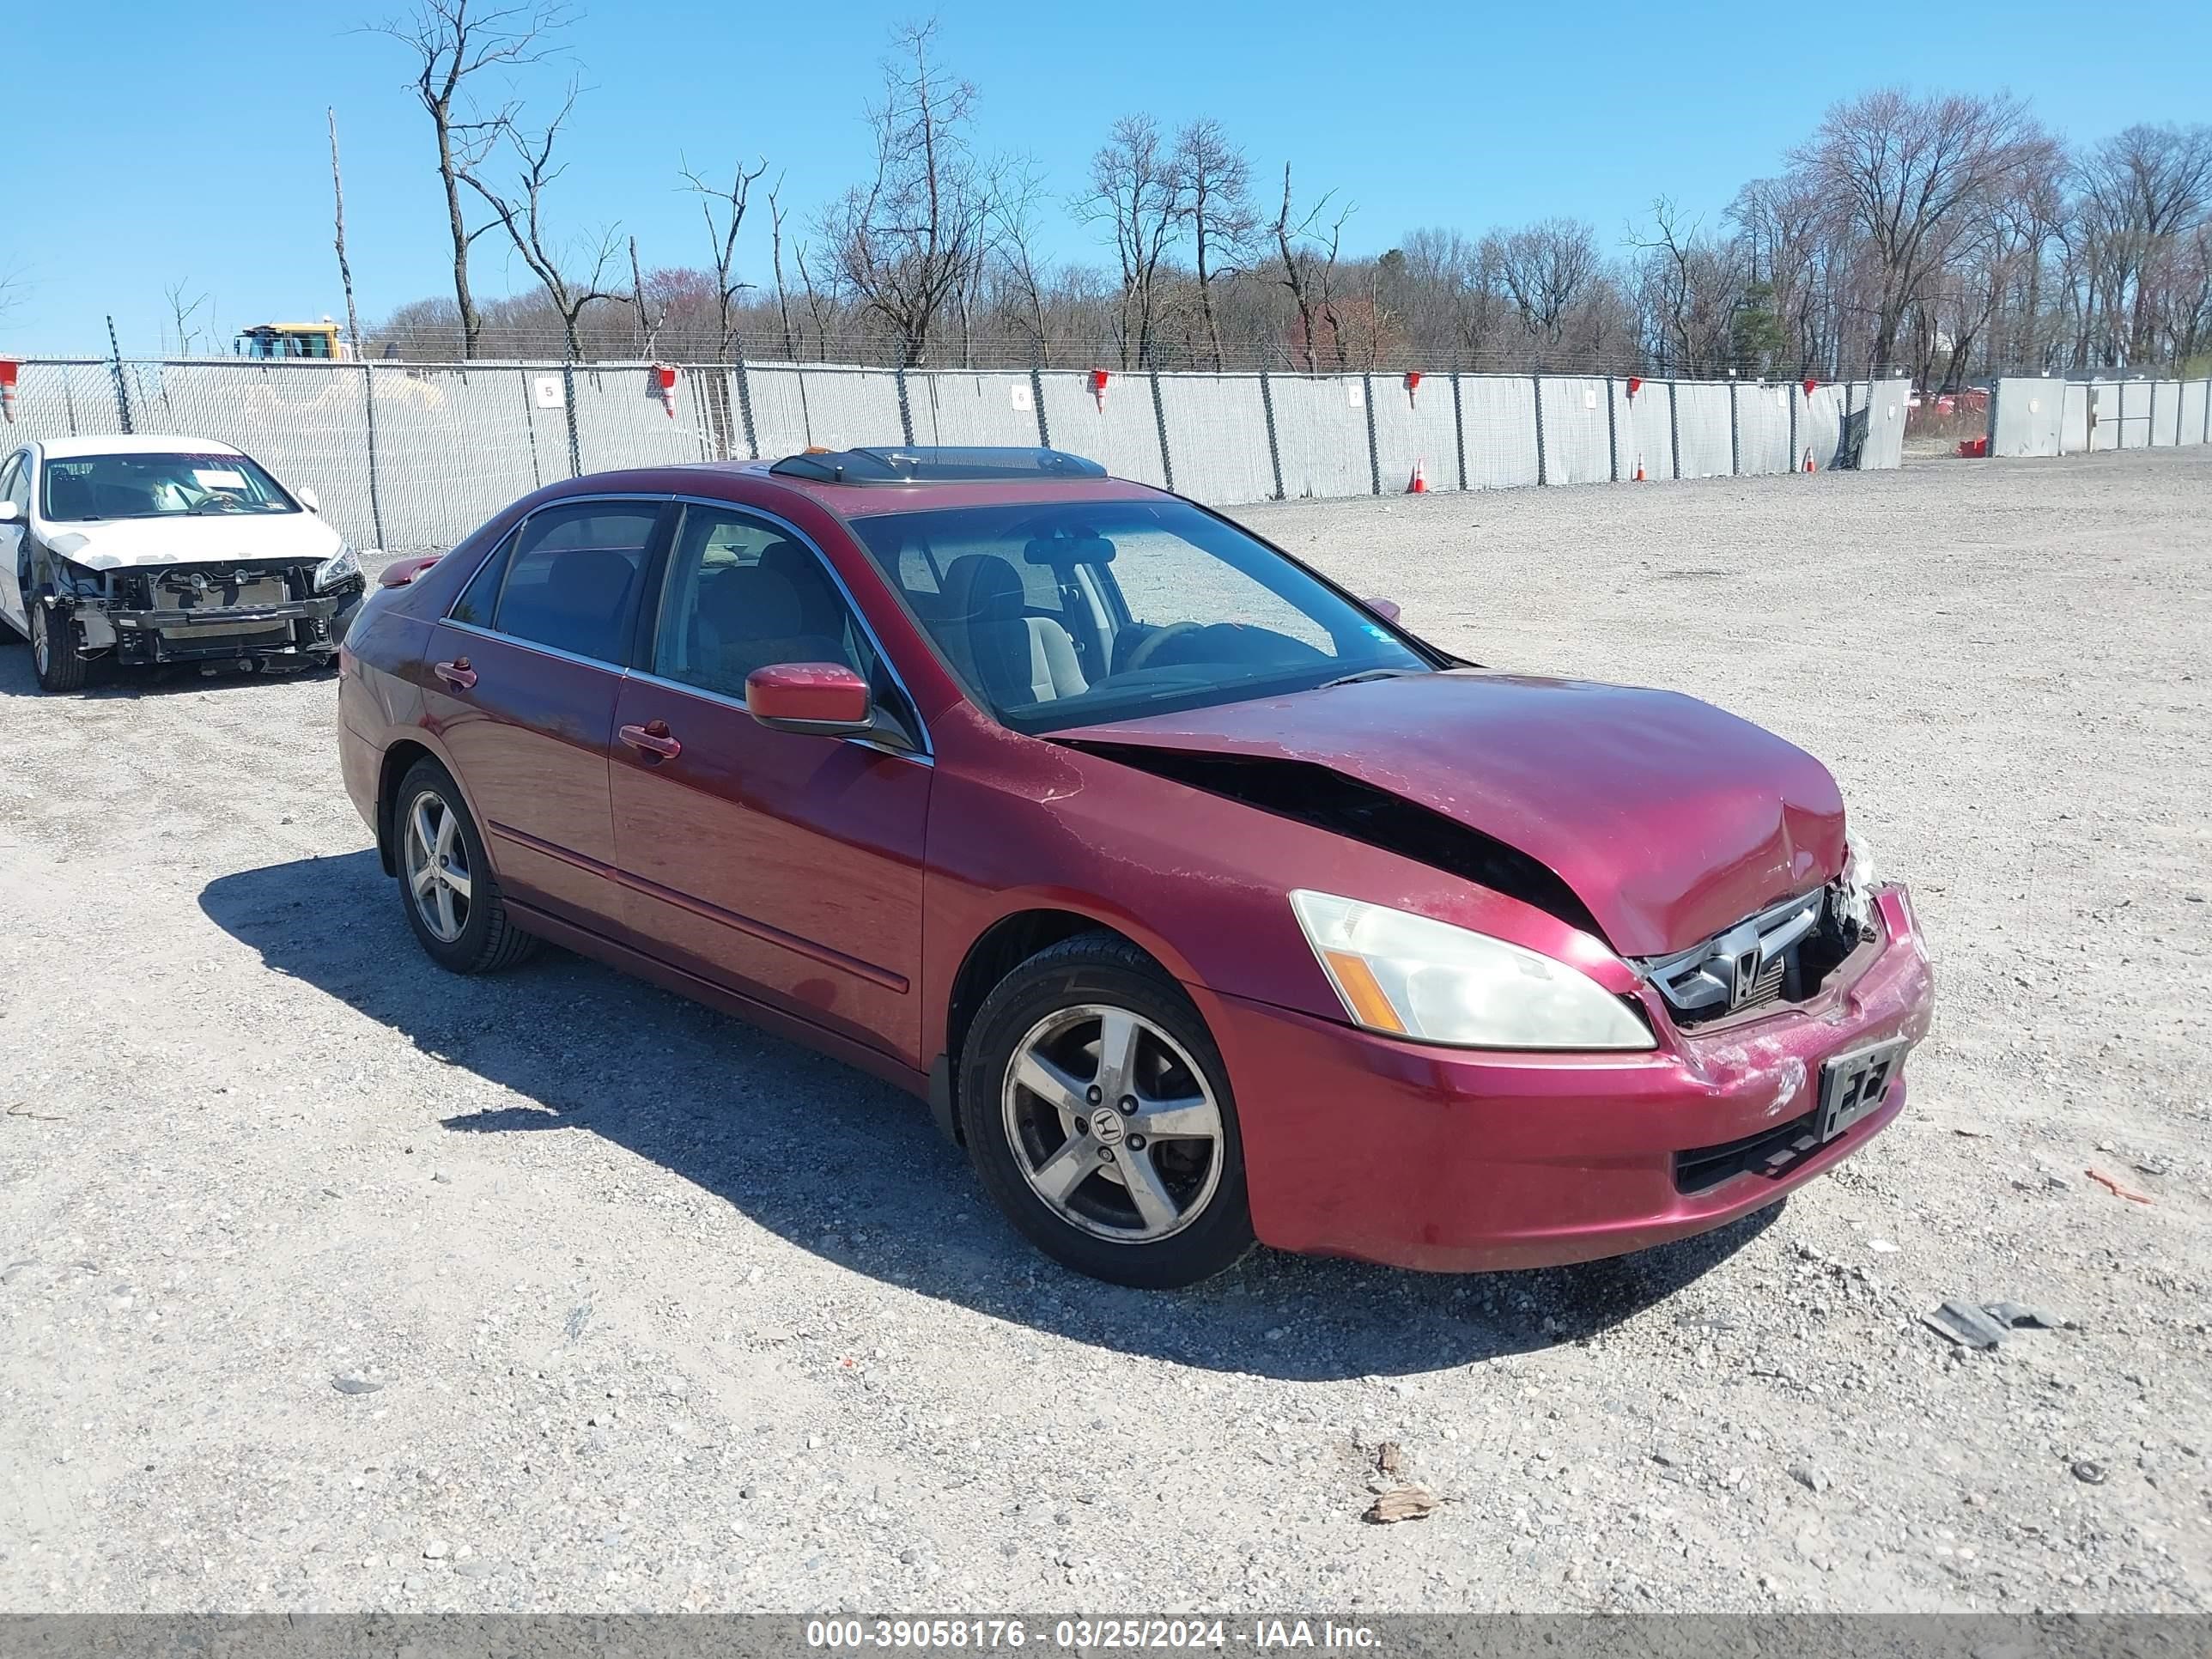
[694,563,848,692]
[937,554,1087,708]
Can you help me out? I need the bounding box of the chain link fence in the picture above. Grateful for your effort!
[0,356,1899,555]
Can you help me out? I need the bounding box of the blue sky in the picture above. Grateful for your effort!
[7,0,2209,353]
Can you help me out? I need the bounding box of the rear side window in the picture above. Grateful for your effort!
[485,501,660,663]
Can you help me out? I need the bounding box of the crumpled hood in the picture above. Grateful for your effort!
[1058,668,1847,957]
[42,512,343,572]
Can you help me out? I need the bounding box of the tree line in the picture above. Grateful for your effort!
[362,2,2212,386]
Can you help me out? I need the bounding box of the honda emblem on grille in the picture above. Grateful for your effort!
[1731,948,1763,1007]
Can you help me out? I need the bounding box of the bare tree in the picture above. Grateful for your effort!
[2074,124,2212,364]
[372,0,571,359]
[1483,218,1602,347]
[1175,119,1256,370]
[628,235,664,357]
[820,21,997,366]
[328,108,363,355]
[680,153,769,362]
[1791,88,2055,371]
[766,174,799,360]
[1079,114,1184,368]
[1630,198,1746,373]
[458,87,623,360]
[1271,163,1351,371]
[164,278,211,356]
[991,161,1056,364]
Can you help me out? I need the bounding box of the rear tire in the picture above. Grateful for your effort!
[393,758,539,974]
[960,932,1255,1289]
[29,593,87,693]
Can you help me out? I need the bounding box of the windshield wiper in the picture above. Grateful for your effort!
[1316,667,1419,690]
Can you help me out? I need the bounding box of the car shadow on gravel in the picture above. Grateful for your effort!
[202,850,1778,1381]
[0,645,334,699]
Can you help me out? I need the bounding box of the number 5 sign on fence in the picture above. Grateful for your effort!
[532,375,566,410]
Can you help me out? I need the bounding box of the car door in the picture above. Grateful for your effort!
[609,501,933,1063]
[0,452,31,634]
[428,496,669,935]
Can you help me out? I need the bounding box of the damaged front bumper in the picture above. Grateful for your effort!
[1205,883,1935,1273]
[53,562,366,668]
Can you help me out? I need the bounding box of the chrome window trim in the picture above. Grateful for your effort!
[443,616,628,676]
[662,492,933,760]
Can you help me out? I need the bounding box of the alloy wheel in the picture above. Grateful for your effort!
[30,605,49,676]
[1000,1003,1226,1243]
[403,789,473,944]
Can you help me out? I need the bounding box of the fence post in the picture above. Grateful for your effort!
[1451,373,1468,491]
[1259,371,1285,501]
[1604,375,1619,483]
[1148,368,1175,494]
[1361,372,1382,496]
[733,350,759,460]
[896,367,915,447]
[1788,383,1799,474]
[562,362,581,477]
[1729,380,1741,476]
[1531,374,1547,486]
[520,368,544,489]
[106,316,134,434]
[1667,380,1681,480]
[1030,364,1050,448]
[360,362,388,550]
[2203,376,2210,446]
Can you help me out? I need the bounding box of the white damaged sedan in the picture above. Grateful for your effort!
[0,434,368,692]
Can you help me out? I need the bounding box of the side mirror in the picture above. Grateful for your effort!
[1364,597,1402,624]
[0,502,19,525]
[746,661,873,737]
[296,486,321,514]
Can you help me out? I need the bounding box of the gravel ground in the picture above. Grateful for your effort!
[1,450,2207,1614]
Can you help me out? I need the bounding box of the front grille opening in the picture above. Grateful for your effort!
[1642,884,1866,1030]
[1674,1111,1821,1194]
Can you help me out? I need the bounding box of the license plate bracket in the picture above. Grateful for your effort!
[1818,1037,1907,1141]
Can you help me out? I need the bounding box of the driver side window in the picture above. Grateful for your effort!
[650,506,866,700]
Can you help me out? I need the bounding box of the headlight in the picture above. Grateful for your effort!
[313,544,362,592]
[1289,890,1654,1051]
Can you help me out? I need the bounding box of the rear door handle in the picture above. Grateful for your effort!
[618,720,682,760]
[434,658,477,690]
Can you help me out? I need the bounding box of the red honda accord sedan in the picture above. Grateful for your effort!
[337,446,1934,1288]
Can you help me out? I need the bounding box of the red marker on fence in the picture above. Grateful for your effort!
[1091,368,1110,412]
[0,359,17,424]
[653,364,678,419]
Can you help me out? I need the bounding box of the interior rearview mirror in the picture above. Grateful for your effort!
[297,486,321,514]
[746,662,875,738]
[1364,597,1402,624]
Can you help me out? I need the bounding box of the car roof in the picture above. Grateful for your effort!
[678,451,1167,519]
[40,434,246,460]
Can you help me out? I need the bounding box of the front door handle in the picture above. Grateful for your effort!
[618,719,682,761]
[434,658,477,690]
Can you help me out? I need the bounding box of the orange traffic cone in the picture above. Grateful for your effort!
[1633,454,1647,482]
[1802,448,1815,473]
[1407,459,1428,494]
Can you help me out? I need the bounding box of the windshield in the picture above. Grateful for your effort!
[850,498,1431,734]
[40,451,297,521]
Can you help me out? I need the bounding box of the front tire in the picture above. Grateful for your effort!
[393,758,539,974]
[960,933,1255,1289]
[29,594,87,693]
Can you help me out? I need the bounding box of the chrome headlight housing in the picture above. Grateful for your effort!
[1289,890,1654,1051]
[313,543,362,592]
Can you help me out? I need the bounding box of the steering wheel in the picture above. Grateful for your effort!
[1121,620,1206,674]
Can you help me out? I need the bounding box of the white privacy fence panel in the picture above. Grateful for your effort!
[1735,383,1796,475]
[1539,377,1612,485]
[1037,371,1169,489]
[1993,375,2210,460]
[1267,374,1372,500]
[1802,386,1844,471]
[1457,375,1541,489]
[1618,383,1674,479]
[1988,380,2064,457]
[908,371,1045,448]
[1154,375,1277,506]
[1673,383,1734,478]
[1367,371,1463,494]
